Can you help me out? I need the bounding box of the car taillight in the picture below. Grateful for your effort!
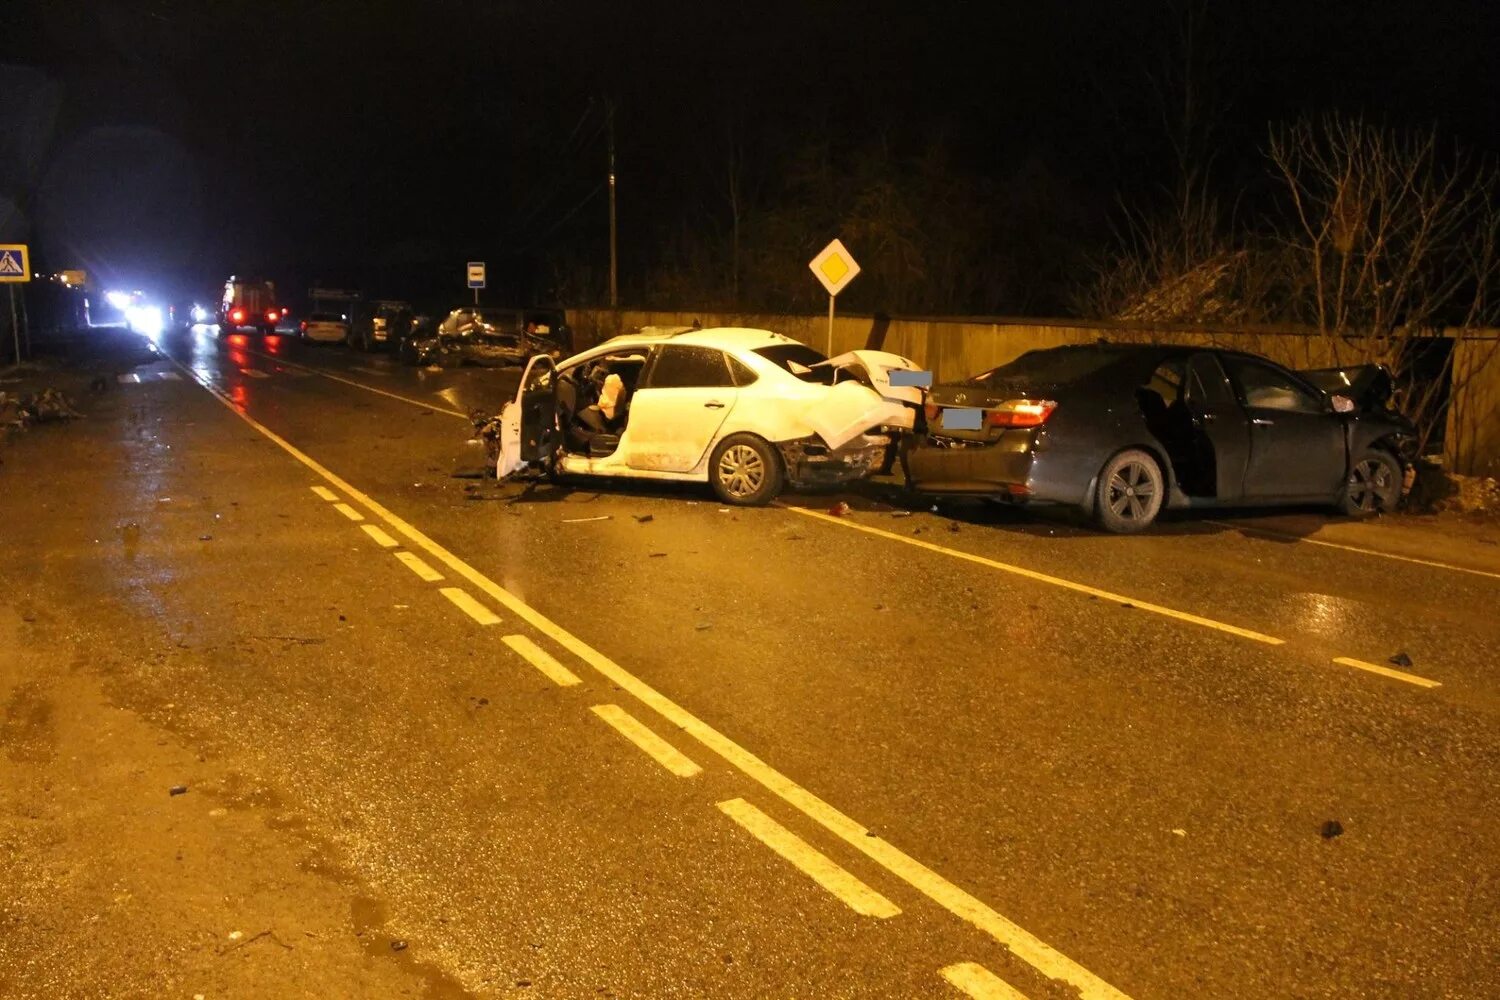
[267,310,280,322]
[984,399,1057,428]
[231,308,246,323]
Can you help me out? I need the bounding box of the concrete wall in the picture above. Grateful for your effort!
[567,308,1499,476]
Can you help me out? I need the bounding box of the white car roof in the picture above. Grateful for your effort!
[595,326,803,352]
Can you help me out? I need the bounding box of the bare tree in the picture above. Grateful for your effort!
[1268,115,1500,453]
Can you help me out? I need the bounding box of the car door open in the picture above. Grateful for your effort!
[497,354,559,479]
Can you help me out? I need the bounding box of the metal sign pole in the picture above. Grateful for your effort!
[473,286,479,306]
[827,294,835,356]
[8,287,18,367]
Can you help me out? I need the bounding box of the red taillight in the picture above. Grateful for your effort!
[983,399,1057,428]
[300,321,307,332]
[267,310,280,322]
[230,308,246,323]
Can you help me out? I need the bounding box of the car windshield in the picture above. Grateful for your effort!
[966,348,1124,389]
[754,344,830,381]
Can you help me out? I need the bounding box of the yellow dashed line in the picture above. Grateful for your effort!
[332,502,364,522]
[503,635,582,687]
[440,587,501,625]
[360,524,399,548]
[310,485,340,502]
[591,704,701,776]
[718,798,900,918]
[394,551,444,582]
[941,962,1032,999]
[1332,656,1441,688]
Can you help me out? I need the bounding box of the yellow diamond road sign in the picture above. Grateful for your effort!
[809,239,860,297]
[0,244,29,283]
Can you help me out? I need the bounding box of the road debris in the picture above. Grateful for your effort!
[1388,651,1413,668]
[695,622,713,631]
[562,515,611,523]
[0,387,83,430]
[829,501,852,516]
[390,939,408,952]
[169,785,188,796]
[649,552,667,558]
[1320,820,1344,839]
[634,514,655,523]
[1171,828,1187,837]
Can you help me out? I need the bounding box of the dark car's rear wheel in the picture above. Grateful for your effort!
[1339,448,1402,517]
[709,433,784,506]
[1094,449,1164,533]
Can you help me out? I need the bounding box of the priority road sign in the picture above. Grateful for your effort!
[0,245,29,283]
[808,239,859,297]
[467,261,486,289]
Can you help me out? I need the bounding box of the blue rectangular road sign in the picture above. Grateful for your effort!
[0,245,29,283]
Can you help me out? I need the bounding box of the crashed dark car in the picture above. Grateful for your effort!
[397,306,563,368]
[901,344,1417,533]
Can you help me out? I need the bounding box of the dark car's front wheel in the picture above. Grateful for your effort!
[709,434,784,506]
[1094,449,1164,533]
[1339,448,1402,517]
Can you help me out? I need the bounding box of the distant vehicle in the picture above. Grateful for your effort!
[902,344,1417,533]
[348,300,414,352]
[396,306,563,368]
[299,311,349,343]
[491,327,922,505]
[219,277,284,336]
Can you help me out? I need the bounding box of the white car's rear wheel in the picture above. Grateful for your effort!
[710,434,784,506]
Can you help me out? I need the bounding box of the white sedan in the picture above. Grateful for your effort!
[495,327,927,504]
[299,311,349,343]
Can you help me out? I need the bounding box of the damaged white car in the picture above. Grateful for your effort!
[491,327,926,504]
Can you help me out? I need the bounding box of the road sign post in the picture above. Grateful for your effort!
[0,245,30,366]
[467,261,486,305]
[808,239,860,356]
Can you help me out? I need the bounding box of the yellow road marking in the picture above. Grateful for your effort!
[1332,656,1441,689]
[503,634,582,687]
[167,353,1133,1000]
[1206,520,1500,582]
[591,704,702,777]
[718,798,899,918]
[237,345,468,418]
[787,506,1283,646]
[942,962,1032,999]
[440,587,502,626]
[310,485,340,502]
[394,551,444,582]
[360,524,400,548]
[332,502,365,522]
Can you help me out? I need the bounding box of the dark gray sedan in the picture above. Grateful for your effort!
[902,344,1416,533]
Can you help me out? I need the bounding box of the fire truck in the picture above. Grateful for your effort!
[219,277,285,336]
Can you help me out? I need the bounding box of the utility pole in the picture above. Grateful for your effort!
[607,99,618,309]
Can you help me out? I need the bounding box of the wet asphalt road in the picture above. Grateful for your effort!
[4,325,1498,999]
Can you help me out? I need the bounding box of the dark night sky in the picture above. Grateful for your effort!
[1,0,1495,310]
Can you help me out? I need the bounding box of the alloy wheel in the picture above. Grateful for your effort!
[1348,458,1397,513]
[1107,460,1157,522]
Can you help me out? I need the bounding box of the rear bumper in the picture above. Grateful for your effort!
[903,431,1087,504]
[303,327,347,342]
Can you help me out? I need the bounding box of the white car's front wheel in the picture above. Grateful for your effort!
[709,433,784,506]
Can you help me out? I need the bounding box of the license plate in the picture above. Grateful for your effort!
[939,407,983,431]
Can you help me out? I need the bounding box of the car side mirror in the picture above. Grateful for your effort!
[1331,394,1355,414]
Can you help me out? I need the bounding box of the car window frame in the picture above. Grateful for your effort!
[1222,355,1328,414]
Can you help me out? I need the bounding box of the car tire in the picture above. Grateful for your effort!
[1094,449,1164,534]
[1339,448,1402,517]
[709,433,784,506]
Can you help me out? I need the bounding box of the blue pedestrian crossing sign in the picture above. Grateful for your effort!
[0,244,28,283]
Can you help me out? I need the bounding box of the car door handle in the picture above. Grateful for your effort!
[1252,417,1274,426]
[704,401,726,409]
